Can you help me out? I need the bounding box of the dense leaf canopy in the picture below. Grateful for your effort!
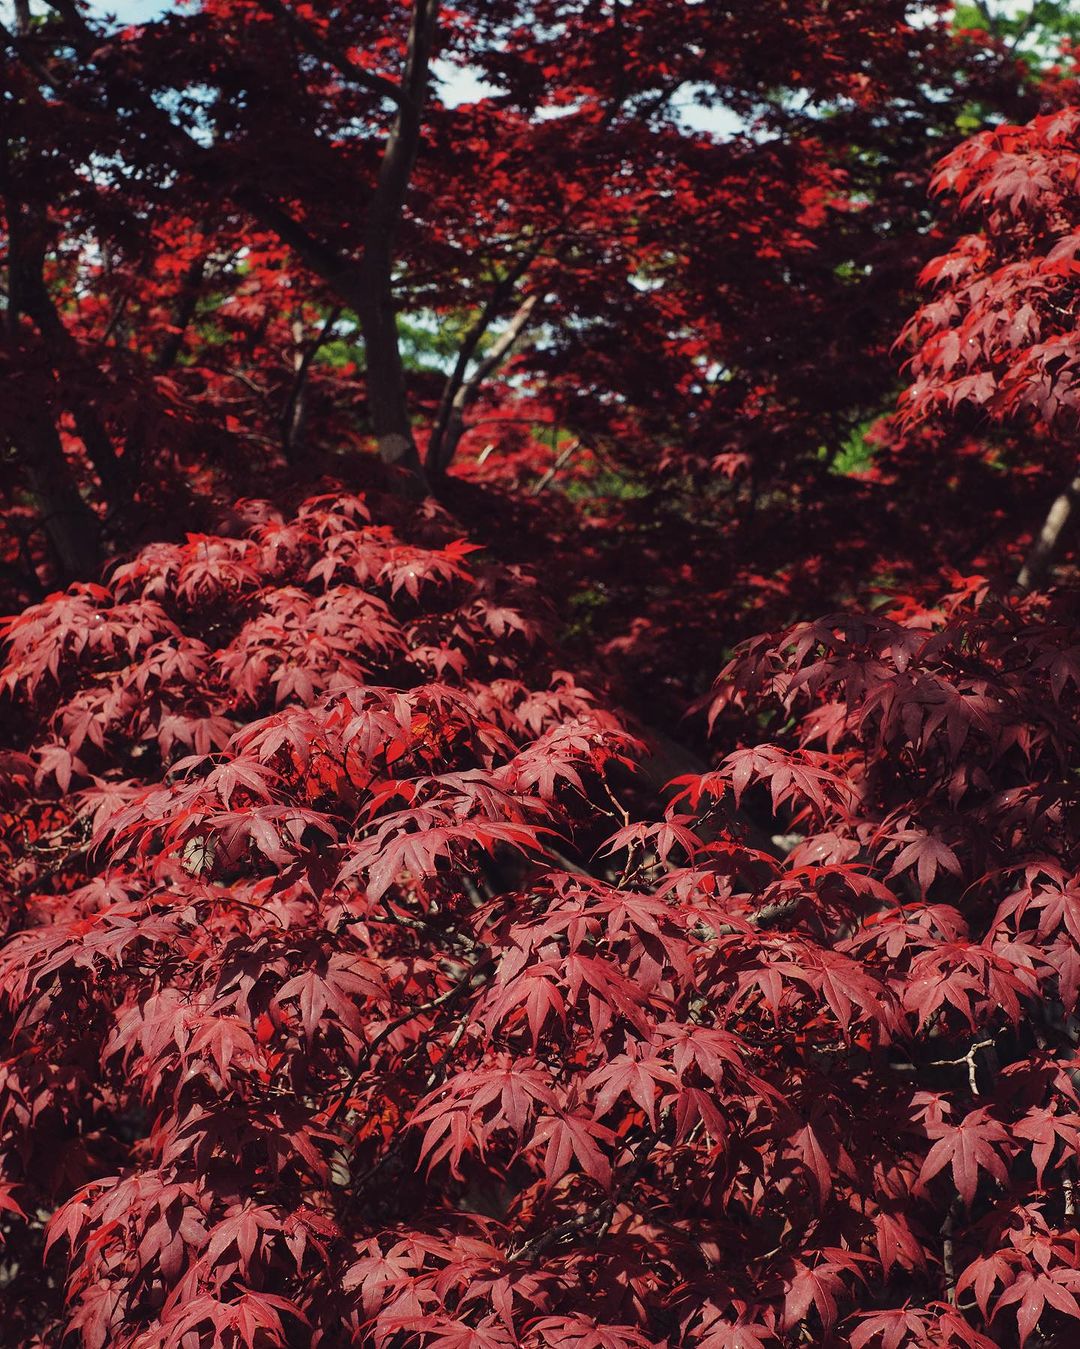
[2,1,1080,1346]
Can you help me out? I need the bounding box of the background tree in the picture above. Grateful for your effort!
[0,0,1037,576]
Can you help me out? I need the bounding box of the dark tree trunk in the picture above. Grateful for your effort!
[2,94,101,577]
[16,403,102,578]
[352,0,439,488]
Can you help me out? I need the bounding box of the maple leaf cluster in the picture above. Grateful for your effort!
[901,107,1080,437]
[0,488,639,1344]
[0,485,1077,1346]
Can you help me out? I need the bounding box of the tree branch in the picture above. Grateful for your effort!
[530,438,580,496]
[37,0,363,308]
[0,15,63,87]
[971,0,1002,37]
[1016,467,1080,592]
[426,243,546,473]
[155,253,208,372]
[42,0,436,487]
[281,305,342,460]
[428,293,540,475]
[257,0,405,108]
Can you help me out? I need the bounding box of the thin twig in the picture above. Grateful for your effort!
[530,440,580,496]
[927,1037,995,1096]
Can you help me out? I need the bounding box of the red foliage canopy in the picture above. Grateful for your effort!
[0,487,1078,1346]
[902,106,1080,434]
[2,7,1080,1349]
[0,0,1033,585]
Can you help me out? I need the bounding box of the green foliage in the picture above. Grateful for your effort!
[953,1,1080,62]
[562,465,650,506]
[829,419,877,477]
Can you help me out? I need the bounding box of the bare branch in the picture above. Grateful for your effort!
[1016,468,1080,592]
[426,241,547,471]
[530,438,580,495]
[428,293,540,474]
[281,305,342,460]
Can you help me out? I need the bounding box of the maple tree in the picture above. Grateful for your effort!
[900,102,1080,590]
[3,1,1080,1346]
[0,0,1040,582]
[2,490,1080,1345]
